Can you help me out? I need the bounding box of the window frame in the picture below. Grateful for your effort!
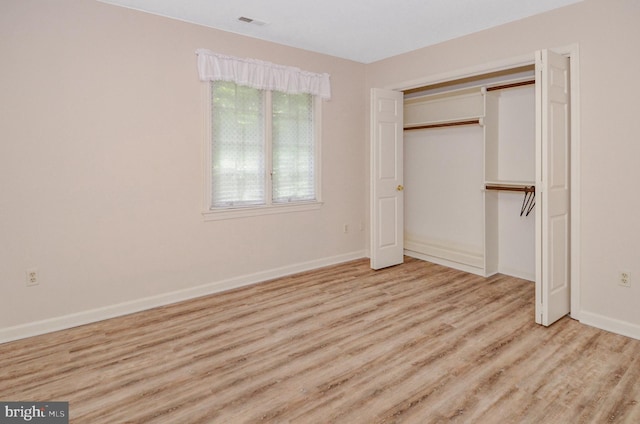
[202,82,323,221]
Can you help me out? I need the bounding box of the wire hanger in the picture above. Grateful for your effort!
[520,190,535,217]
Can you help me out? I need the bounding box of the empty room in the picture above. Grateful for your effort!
[1,0,639,422]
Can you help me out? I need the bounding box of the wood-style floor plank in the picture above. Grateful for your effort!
[1,257,639,423]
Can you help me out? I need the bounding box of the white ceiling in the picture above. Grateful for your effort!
[98,0,582,64]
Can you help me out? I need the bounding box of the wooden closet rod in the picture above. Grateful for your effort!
[485,184,535,193]
[486,79,535,92]
[404,119,480,131]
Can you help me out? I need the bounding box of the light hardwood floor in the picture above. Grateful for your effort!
[2,257,639,423]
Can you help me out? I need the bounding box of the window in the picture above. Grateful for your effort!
[195,49,330,220]
[205,81,321,219]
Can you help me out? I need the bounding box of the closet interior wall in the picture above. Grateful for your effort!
[403,76,536,280]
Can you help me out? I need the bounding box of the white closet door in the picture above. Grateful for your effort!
[370,88,404,270]
[535,49,571,326]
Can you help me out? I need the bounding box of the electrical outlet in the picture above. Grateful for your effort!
[619,271,631,288]
[26,268,39,286]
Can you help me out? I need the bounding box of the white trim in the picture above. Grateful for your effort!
[313,95,323,205]
[202,82,212,212]
[0,250,367,345]
[383,44,582,324]
[566,44,581,321]
[404,239,484,270]
[497,266,535,282]
[579,311,640,341]
[404,249,486,277]
[387,53,534,92]
[203,201,323,221]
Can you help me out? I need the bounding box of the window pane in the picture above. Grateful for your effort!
[211,81,265,207]
[272,92,315,203]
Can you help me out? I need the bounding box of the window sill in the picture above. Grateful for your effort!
[202,201,323,221]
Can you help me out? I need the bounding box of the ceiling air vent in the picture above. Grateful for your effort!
[238,16,266,26]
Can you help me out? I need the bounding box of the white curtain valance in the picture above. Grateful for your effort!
[196,49,331,100]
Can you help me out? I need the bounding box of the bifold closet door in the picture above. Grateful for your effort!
[535,49,571,326]
[370,88,404,270]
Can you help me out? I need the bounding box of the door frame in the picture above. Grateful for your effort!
[377,44,581,321]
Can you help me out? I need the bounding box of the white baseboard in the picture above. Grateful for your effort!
[0,250,367,344]
[404,249,486,277]
[497,266,535,282]
[404,239,484,270]
[578,310,640,341]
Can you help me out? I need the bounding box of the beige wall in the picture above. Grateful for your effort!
[366,0,640,337]
[0,0,367,337]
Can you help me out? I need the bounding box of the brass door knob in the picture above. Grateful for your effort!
[397,185,404,191]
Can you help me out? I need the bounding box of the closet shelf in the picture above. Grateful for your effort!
[486,79,535,92]
[485,182,535,193]
[404,87,485,130]
[485,179,534,186]
[404,118,482,131]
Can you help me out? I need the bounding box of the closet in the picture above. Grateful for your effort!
[402,73,536,280]
[371,48,574,326]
